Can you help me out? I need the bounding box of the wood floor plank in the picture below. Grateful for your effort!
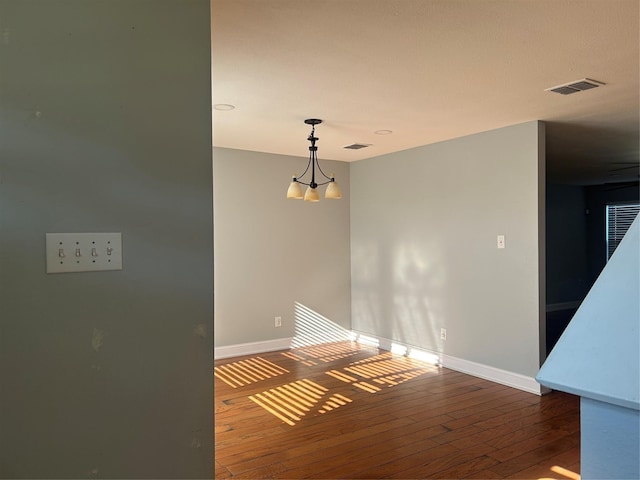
[275,428,443,479]
[214,341,580,479]
[487,427,574,462]
[214,460,233,479]
[342,443,461,479]
[465,467,505,479]
[223,415,416,474]
[445,388,539,421]
[505,446,581,479]
[487,434,581,477]
[442,403,522,431]
[429,453,501,479]
[386,443,498,479]
[406,384,517,422]
[440,405,575,452]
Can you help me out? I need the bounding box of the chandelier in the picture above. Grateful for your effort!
[286,119,342,202]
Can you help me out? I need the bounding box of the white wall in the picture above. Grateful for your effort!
[213,147,351,349]
[350,121,545,378]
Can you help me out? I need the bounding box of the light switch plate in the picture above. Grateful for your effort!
[46,233,122,273]
[497,235,506,249]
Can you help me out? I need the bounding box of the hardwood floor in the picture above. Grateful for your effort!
[215,341,580,479]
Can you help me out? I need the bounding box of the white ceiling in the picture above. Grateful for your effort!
[211,0,639,185]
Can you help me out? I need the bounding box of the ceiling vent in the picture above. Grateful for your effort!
[545,78,605,95]
[343,143,371,150]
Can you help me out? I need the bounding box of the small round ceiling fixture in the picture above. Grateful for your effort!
[214,104,235,111]
[374,129,393,135]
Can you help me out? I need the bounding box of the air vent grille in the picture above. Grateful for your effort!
[569,80,600,91]
[550,86,582,95]
[343,143,371,150]
[545,78,605,95]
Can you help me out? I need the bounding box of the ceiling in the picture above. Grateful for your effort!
[211,0,639,185]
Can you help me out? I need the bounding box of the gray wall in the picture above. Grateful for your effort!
[213,147,351,347]
[351,121,545,378]
[0,1,213,478]
[546,183,588,305]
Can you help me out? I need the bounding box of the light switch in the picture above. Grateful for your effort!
[497,235,506,249]
[46,233,122,273]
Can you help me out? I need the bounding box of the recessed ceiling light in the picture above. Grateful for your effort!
[374,129,393,135]
[214,104,235,111]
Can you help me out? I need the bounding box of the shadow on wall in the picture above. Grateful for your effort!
[351,237,445,351]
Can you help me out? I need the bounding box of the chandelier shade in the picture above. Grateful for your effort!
[287,178,304,199]
[325,180,342,199]
[287,119,342,203]
[304,187,320,202]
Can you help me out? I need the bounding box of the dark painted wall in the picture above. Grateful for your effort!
[0,1,213,478]
[545,183,588,305]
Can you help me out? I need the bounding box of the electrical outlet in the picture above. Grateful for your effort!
[275,316,282,327]
[440,328,447,340]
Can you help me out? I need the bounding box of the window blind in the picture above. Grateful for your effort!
[606,202,640,260]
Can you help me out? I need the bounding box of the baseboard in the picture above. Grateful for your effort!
[440,353,547,395]
[351,331,546,395]
[214,337,293,360]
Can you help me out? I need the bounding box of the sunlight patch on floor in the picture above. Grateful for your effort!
[281,351,317,366]
[282,340,378,365]
[326,351,437,393]
[545,465,580,480]
[214,357,289,388]
[216,341,440,427]
[249,379,352,426]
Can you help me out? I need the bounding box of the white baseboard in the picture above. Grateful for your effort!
[440,353,548,395]
[214,337,292,360]
[351,331,547,395]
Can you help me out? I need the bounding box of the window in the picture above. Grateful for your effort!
[606,202,640,261]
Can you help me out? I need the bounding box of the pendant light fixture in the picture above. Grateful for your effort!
[287,119,342,202]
